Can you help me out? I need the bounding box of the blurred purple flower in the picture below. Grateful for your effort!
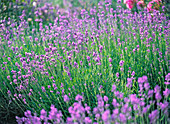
[104,96,108,102]
[102,110,110,122]
[40,109,47,120]
[75,94,83,101]
[119,60,124,66]
[163,88,170,97]
[63,95,70,102]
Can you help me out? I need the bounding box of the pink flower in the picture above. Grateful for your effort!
[147,0,161,12]
[147,1,154,12]
[153,0,161,3]
[137,0,145,8]
[124,0,135,10]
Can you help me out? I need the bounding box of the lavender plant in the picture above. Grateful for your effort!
[0,0,169,123]
[16,80,170,124]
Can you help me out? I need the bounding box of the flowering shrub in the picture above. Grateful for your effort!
[147,0,162,11]
[124,0,136,10]
[0,0,169,123]
[123,0,163,11]
[16,77,169,123]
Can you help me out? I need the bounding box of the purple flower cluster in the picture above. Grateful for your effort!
[16,76,169,123]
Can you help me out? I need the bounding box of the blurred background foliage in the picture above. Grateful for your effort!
[0,0,169,26]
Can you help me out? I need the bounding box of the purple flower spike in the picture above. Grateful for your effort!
[64,95,70,102]
[109,58,112,62]
[104,96,109,102]
[102,110,110,123]
[165,73,170,81]
[119,60,124,66]
[112,84,116,92]
[119,113,126,123]
[75,94,83,101]
[154,85,161,93]
[129,94,139,104]
[131,71,135,76]
[163,88,170,97]
[40,109,47,120]
[24,110,32,118]
[84,117,92,124]
[41,86,46,92]
[149,110,159,123]
[87,56,91,61]
[159,101,169,111]
[144,83,150,90]
[138,76,148,84]
[116,72,119,78]
[155,92,162,100]
[7,75,10,80]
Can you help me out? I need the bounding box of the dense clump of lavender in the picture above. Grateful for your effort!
[0,0,169,123]
[16,75,170,123]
